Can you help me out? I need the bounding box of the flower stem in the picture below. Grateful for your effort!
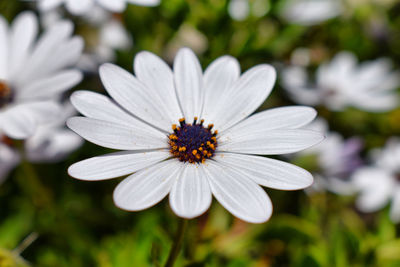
[164,218,188,267]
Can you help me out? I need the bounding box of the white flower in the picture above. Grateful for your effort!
[0,12,83,139]
[67,48,323,223]
[282,52,400,112]
[352,138,400,223]
[0,139,20,185]
[299,118,362,194]
[34,0,160,15]
[25,102,84,163]
[280,0,341,26]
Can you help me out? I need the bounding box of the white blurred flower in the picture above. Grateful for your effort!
[299,118,362,194]
[0,138,20,185]
[32,0,160,15]
[40,8,132,72]
[0,12,83,140]
[352,138,400,223]
[228,0,269,21]
[0,103,83,184]
[67,48,323,223]
[280,0,342,26]
[25,102,84,163]
[282,52,400,112]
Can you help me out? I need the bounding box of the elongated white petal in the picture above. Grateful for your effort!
[97,0,126,12]
[127,0,160,6]
[0,16,9,79]
[222,106,317,137]
[100,63,174,132]
[134,51,183,126]
[9,12,38,78]
[0,106,37,139]
[173,48,203,123]
[201,55,240,124]
[23,101,62,124]
[68,150,170,180]
[38,0,64,11]
[219,129,324,155]
[113,160,182,211]
[352,167,394,212]
[204,160,272,223]
[67,117,167,150]
[214,153,313,190]
[19,70,82,100]
[169,163,212,219]
[213,64,276,131]
[66,0,94,15]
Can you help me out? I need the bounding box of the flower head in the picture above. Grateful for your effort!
[68,48,323,223]
[282,52,400,112]
[0,12,83,139]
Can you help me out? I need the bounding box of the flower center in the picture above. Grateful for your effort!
[0,81,13,109]
[1,135,14,147]
[168,117,218,164]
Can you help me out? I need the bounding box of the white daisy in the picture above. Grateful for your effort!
[298,118,362,194]
[67,48,324,223]
[33,0,160,15]
[280,0,341,26]
[282,52,400,112]
[352,138,400,223]
[0,12,83,139]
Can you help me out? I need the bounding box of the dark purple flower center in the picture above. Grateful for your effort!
[168,117,218,164]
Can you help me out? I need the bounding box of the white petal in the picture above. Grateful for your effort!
[18,70,82,100]
[214,153,313,190]
[134,51,183,126]
[169,163,212,219]
[213,64,276,132]
[97,0,126,12]
[390,187,400,223]
[201,55,240,124]
[9,12,38,78]
[70,90,164,136]
[204,160,272,223]
[0,15,9,79]
[218,129,324,155]
[38,0,63,11]
[67,117,168,150]
[99,63,174,132]
[127,0,160,6]
[66,0,94,15]
[173,48,203,123]
[0,105,37,139]
[352,167,394,212]
[68,150,170,180]
[222,106,317,137]
[113,160,182,211]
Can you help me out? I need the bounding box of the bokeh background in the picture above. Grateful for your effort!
[1,0,400,266]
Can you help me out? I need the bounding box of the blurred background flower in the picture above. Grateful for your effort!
[1,0,400,265]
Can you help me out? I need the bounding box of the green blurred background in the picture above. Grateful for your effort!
[1,0,400,266]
